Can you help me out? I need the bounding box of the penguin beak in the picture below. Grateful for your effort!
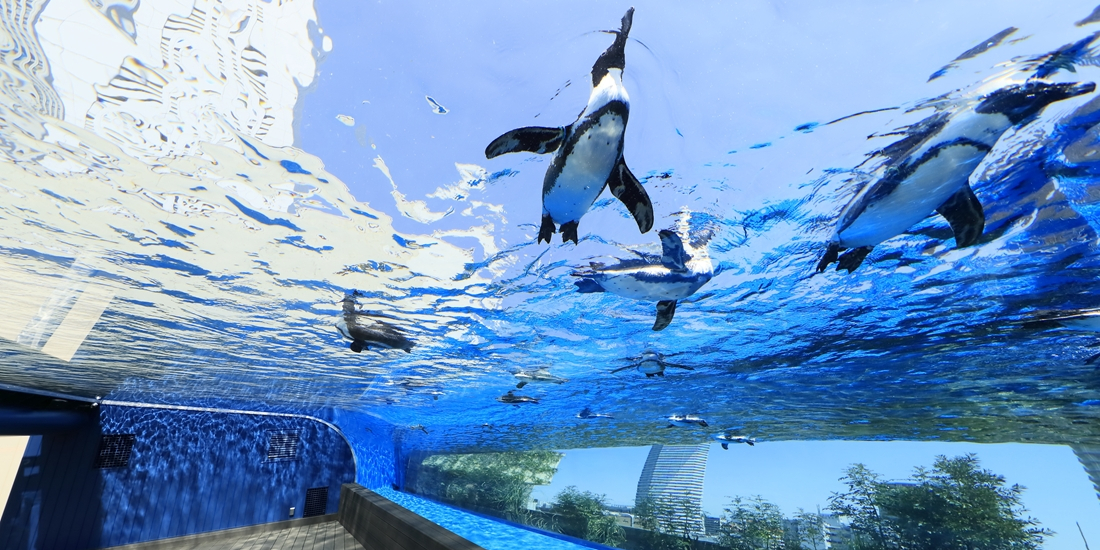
[1059,81,1097,100]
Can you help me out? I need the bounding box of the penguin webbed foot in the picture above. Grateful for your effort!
[350,341,364,353]
[560,221,579,244]
[836,246,873,273]
[816,243,841,273]
[538,214,555,244]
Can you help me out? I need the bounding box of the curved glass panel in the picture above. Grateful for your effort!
[2,1,1100,548]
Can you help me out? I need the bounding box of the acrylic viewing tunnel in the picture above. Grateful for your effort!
[1,1,1100,549]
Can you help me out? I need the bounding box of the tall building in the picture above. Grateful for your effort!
[1072,444,1100,507]
[635,444,710,536]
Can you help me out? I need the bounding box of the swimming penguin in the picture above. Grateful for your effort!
[666,414,709,428]
[485,8,653,244]
[408,424,429,434]
[577,407,614,419]
[498,390,539,405]
[715,433,755,450]
[816,80,1095,273]
[1023,310,1100,363]
[574,230,713,330]
[611,350,694,377]
[335,296,414,353]
[514,368,569,389]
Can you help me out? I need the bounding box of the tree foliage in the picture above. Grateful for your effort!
[716,496,785,550]
[410,451,562,521]
[827,454,1050,550]
[786,509,827,550]
[547,486,625,546]
[634,495,704,550]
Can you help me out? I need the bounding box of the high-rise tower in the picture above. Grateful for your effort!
[635,444,710,535]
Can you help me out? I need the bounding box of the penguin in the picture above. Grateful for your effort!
[485,8,653,244]
[714,433,755,450]
[1023,310,1100,363]
[497,390,539,405]
[573,230,713,331]
[610,350,694,377]
[513,368,569,389]
[576,407,614,419]
[335,296,414,353]
[666,414,708,428]
[817,80,1095,273]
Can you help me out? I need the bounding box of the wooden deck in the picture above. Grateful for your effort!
[104,516,363,550]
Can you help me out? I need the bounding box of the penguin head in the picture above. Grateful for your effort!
[590,8,634,86]
[976,81,1095,124]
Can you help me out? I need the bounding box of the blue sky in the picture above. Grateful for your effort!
[530,441,1100,550]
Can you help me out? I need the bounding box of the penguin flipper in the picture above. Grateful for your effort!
[936,184,985,248]
[654,300,677,331]
[485,127,566,158]
[721,443,729,450]
[607,159,654,234]
[516,381,527,389]
[658,230,688,271]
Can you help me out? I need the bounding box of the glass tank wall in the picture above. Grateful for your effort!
[1,0,1100,549]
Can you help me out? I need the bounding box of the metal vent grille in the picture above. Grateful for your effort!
[303,487,328,517]
[94,434,135,469]
[266,430,300,461]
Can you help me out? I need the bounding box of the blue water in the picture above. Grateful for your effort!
[0,0,1098,502]
[375,488,596,550]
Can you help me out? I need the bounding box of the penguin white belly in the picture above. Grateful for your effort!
[543,112,624,223]
[838,145,987,248]
[597,265,710,301]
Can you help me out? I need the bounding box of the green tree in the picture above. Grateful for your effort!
[716,496,785,550]
[634,495,704,550]
[409,451,562,522]
[547,486,625,547]
[875,454,1050,550]
[827,455,1051,550]
[784,509,827,550]
[827,464,896,550]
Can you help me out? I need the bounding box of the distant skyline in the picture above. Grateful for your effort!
[530,440,1100,550]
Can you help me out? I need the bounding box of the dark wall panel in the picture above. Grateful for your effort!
[0,404,357,549]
